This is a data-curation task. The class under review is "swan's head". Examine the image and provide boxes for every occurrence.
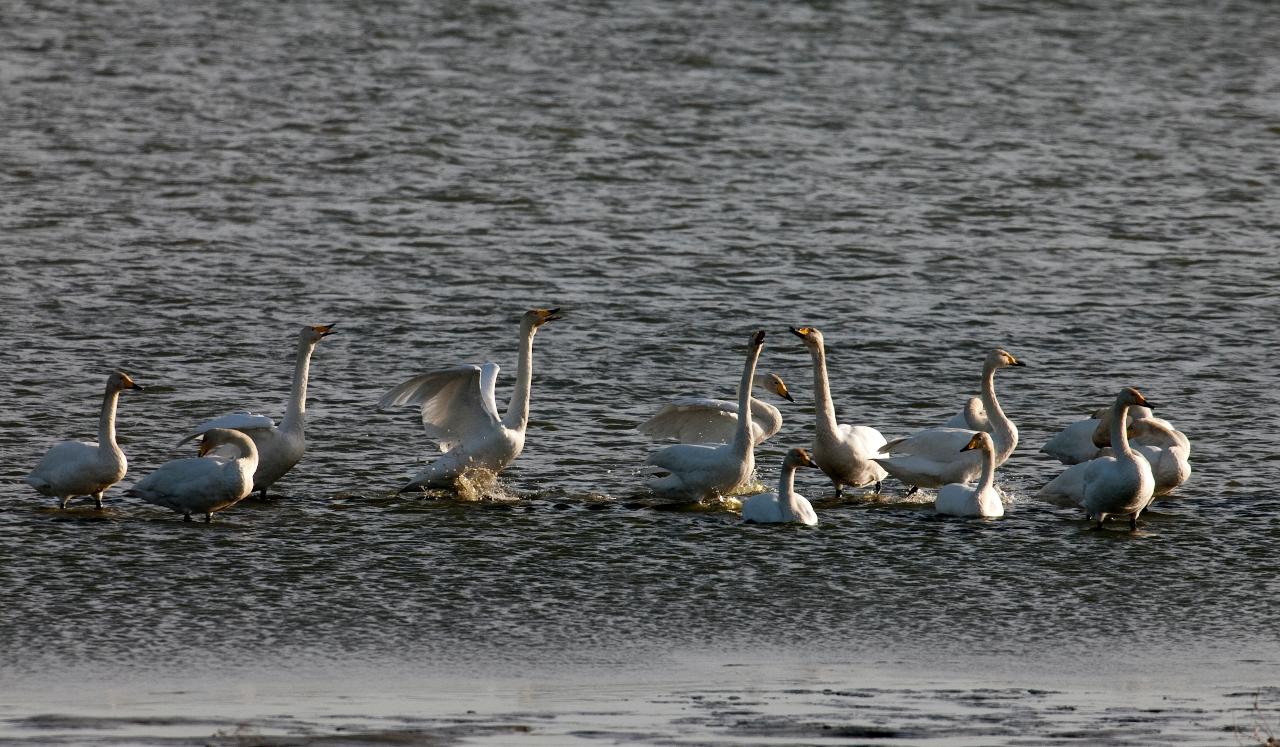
[789,326,823,348]
[302,324,336,345]
[1116,386,1156,409]
[196,428,255,458]
[108,370,144,392]
[749,330,766,348]
[524,307,563,329]
[786,447,818,469]
[755,373,794,402]
[961,431,993,453]
[987,348,1025,369]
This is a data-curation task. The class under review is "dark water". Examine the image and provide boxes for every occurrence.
[2,0,1279,743]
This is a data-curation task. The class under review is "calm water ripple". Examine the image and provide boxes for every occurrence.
[2,0,1278,743]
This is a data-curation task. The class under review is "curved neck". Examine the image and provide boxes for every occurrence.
[1110,402,1134,458]
[281,337,316,431]
[979,363,1015,455]
[732,344,762,454]
[98,384,121,449]
[807,343,839,437]
[502,322,538,431]
[778,462,798,519]
[230,433,260,467]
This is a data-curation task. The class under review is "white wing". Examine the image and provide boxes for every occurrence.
[1040,418,1102,465]
[378,363,501,453]
[639,398,745,444]
[878,427,976,461]
[176,412,277,446]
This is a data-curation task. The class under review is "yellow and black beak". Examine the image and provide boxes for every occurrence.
[789,326,811,339]
[751,330,766,346]
[197,438,215,457]
[534,307,563,325]
[779,382,795,403]
[1009,355,1026,367]
[961,433,985,452]
[312,323,336,338]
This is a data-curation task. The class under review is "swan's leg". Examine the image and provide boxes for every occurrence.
[874,481,882,494]
[1129,514,1139,531]
[906,485,919,497]
[831,478,843,499]
[1094,513,1106,530]
[204,512,213,523]
[59,496,70,509]
[93,492,104,510]
[258,486,268,500]
[183,513,192,522]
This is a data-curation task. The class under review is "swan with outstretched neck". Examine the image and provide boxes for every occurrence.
[873,348,1025,491]
[128,428,259,522]
[26,371,144,509]
[645,331,765,502]
[380,308,562,492]
[934,431,1004,518]
[177,324,334,499]
[741,448,821,525]
[789,326,887,497]
[639,372,793,446]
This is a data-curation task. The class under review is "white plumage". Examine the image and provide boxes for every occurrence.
[741,448,820,525]
[380,308,561,492]
[874,348,1025,491]
[645,331,765,502]
[789,326,887,497]
[26,371,143,509]
[177,324,333,499]
[639,373,793,446]
[128,428,259,522]
[934,431,1004,518]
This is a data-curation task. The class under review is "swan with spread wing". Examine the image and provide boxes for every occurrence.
[638,373,793,446]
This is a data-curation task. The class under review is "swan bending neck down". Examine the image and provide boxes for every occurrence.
[177,324,334,499]
[741,448,820,525]
[934,432,1003,518]
[379,308,562,493]
[26,371,144,509]
[637,372,793,446]
[1081,387,1157,530]
[873,348,1024,491]
[789,326,887,497]
[128,428,259,522]
[644,331,765,502]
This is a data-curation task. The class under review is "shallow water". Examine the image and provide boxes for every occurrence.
[2,0,1279,743]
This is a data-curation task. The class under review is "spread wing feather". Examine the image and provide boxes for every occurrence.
[378,363,502,453]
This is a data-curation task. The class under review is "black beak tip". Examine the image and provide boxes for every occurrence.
[783,392,796,403]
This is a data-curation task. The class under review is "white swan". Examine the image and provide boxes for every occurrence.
[1040,405,1154,465]
[873,348,1025,491]
[1055,387,1157,530]
[638,373,793,446]
[934,432,1004,518]
[741,448,820,525]
[26,371,144,509]
[942,396,990,431]
[1038,409,1189,505]
[645,331,764,502]
[176,324,334,499]
[127,428,259,522]
[789,326,887,497]
[379,308,562,492]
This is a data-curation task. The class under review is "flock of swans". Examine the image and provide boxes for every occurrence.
[23,308,1191,529]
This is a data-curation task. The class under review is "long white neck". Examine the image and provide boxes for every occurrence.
[778,462,799,520]
[731,344,761,455]
[281,336,316,432]
[502,321,538,432]
[229,432,261,471]
[975,440,996,494]
[980,362,1016,460]
[1110,401,1134,459]
[807,343,839,438]
[97,383,121,451]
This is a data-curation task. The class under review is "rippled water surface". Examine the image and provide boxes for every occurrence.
[2,0,1279,743]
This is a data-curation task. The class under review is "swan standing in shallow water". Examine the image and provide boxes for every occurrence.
[26,371,144,509]
[380,308,562,492]
[934,432,1004,518]
[789,326,887,497]
[645,331,764,502]
[741,448,820,525]
[127,428,258,522]
[177,324,334,499]
[638,373,793,446]
[1075,387,1157,530]
[873,349,1025,492]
